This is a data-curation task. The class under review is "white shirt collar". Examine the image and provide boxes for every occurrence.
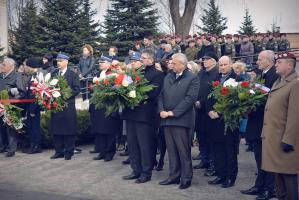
[60,67,67,76]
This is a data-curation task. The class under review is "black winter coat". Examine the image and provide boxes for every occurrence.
[50,68,80,135]
[122,65,164,125]
[245,66,278,141]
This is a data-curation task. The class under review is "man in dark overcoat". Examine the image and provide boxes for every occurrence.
[122,49,164,184]
[206,56,239,188]
[0,58,26,157]
[50,53,80,160]
[158,53,199,189]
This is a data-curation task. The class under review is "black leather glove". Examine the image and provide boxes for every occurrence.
[281,142,294,153]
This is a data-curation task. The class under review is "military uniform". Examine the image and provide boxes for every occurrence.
[266,39,278,52]
[185,47,198,61]
[277,39,290,51]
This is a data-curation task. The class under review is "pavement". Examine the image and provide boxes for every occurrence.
[0,140,276,200]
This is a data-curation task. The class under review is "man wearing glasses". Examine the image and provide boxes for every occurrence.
[122,49,164,184]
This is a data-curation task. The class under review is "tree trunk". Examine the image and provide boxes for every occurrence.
[168,0,197,36]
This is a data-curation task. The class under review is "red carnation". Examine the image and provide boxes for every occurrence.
[52,102,58,108]
[46,104,52,110]
[104,79,110,85]
[241,81,250,88]
[220,87,230,96]
[42,100,47,106]
[212,80,220,87]
[135,76,141,82]
[115,74,125,85]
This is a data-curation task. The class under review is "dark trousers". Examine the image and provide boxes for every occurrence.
[164,126,193,183]
[95,134,116,159]
[198,131,210,165]
[157,128,166,164]
[26,112,41,147]
[214,139,238,181]
[2,127,18,153]
[275,173,298,200]
[126,120,155,178]
[53,135,76,157]
[252,139,275,191]
[0,125,8,151]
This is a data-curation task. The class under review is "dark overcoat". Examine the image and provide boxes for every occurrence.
[50,68,80,135]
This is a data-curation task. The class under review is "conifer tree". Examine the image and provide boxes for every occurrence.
[10,0,41,64]
[238,9,257,35]
[200,0,227,35]
[102,0,159,58]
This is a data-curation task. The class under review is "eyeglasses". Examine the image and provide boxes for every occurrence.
[141,56,150,60]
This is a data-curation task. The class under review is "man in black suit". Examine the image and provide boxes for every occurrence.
[193,52,219,173]
[122,49,164,183]
[241,50,278,200]
[50,53,80,160]
[206,56,239,188]
[0,58,26,157]
[158,53,199,189]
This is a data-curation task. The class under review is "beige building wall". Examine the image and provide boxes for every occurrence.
[0,0,8,55]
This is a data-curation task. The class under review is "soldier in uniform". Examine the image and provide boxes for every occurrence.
[233,34,241,58]
[278,33,290,52]
[266,33,278,52]
[253,33,265,62]
[50,53,80,160]
[185,39,198,61]
[216,36,225,58]
[223,34,236,59]
[170,36,181,53]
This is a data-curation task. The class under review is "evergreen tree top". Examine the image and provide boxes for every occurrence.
[200,0,227,35]
[238,8,257,35]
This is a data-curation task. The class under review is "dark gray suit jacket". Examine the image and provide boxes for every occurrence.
[158,69,199,128]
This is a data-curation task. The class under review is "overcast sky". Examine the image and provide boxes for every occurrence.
[92,0,299,34]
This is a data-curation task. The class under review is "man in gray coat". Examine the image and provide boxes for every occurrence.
[158,53,199,189]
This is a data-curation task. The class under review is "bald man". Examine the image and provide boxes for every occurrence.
[206,56,240,188]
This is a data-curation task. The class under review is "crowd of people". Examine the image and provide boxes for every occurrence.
[0,32,298,200]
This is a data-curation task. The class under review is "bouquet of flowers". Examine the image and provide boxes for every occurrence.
[0,90,23,131]
[30,73,72,113]
[209,78,269,132]
[90,65,156,115]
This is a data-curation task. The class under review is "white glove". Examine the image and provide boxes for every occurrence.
[10,88,19,96]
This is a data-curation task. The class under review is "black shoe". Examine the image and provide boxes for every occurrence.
[256,190,275,200]
[221,179,235,188]
[89,150,99,154]
[192,154,201,160]
[193,162,209,169]
[119,151,129,156]
[204,170,216,177]
[104,157,113,162]
[27,146,42,154]
[241,186,260,195]
[74,148,82,154]
[65,156,72,160]
[122,158,130,165]
[208,177,225,185]
[93,154,105,160]
[155,161,164,171]
[0,149,6,153]
[179,181,191,189]
[5,152,15,157]
[122,173,140,180]
[135,176,151,184]
[50,153,64,159]
[159,178,180,185]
